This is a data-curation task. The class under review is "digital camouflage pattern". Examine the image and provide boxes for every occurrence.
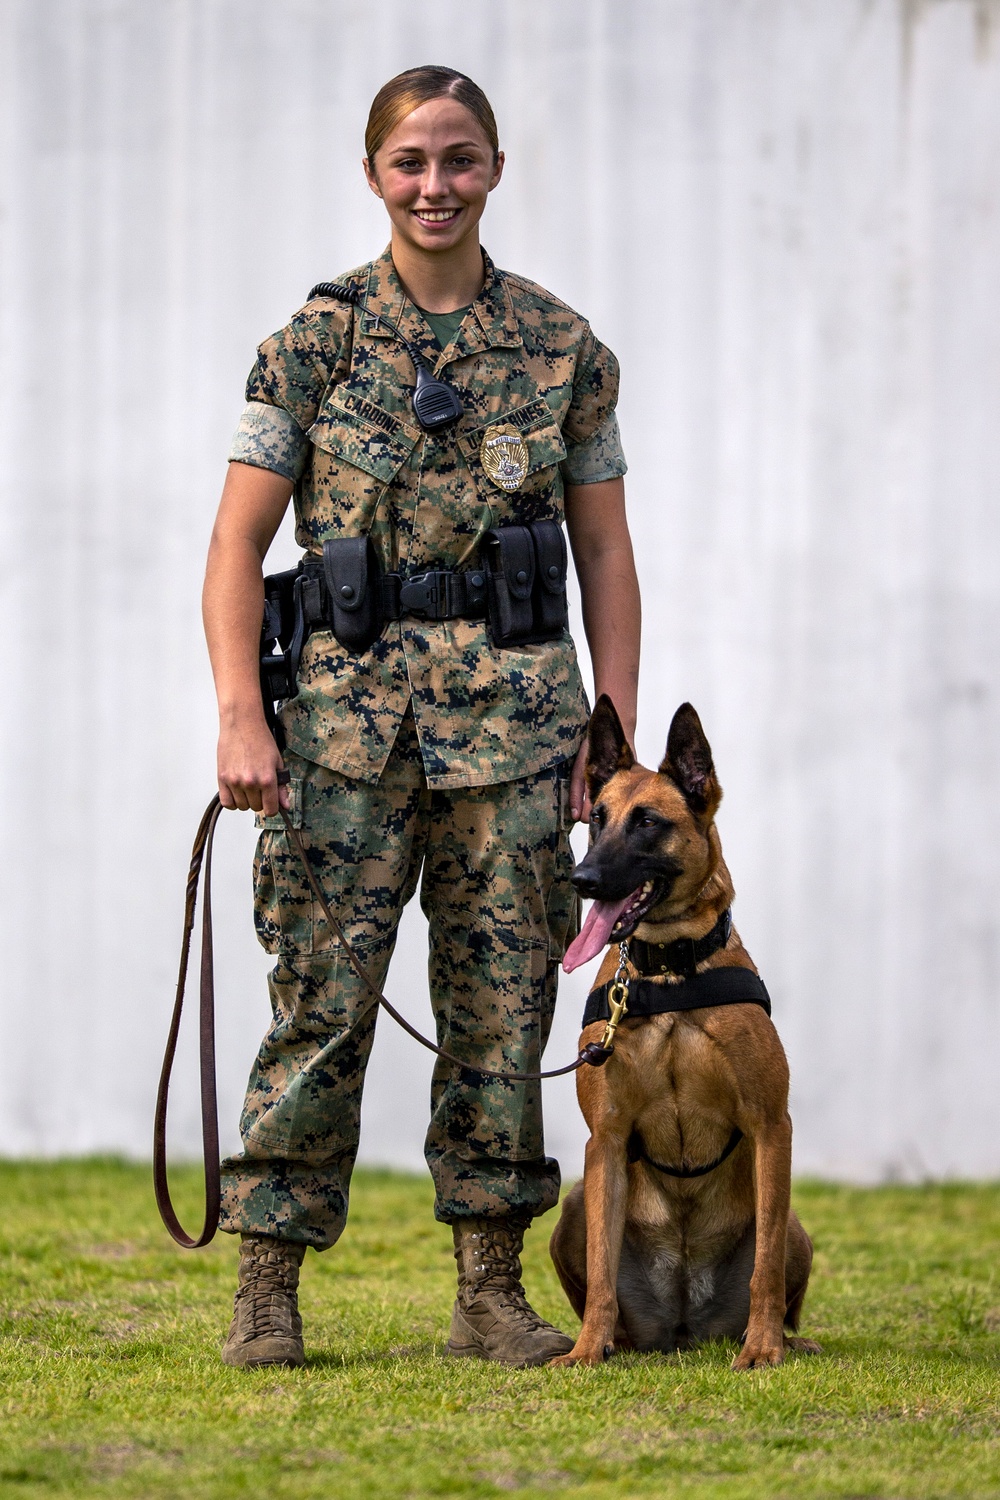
[219,712,579,1247]
[230,399,626,488]
[230,400,311,483]
[243,246,621,789]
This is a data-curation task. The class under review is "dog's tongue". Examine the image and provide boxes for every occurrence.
[563,894,634,973]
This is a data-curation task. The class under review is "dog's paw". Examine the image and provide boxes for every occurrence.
[785,1336,822,1355]
[732,1339,785,1371]
[548,1340,614,1368]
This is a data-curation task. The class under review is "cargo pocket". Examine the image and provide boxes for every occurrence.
[544,761,582,962]
[253,775,333,955]
[253,834,284,955]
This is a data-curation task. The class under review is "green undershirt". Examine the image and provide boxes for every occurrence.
[417,304,472,351]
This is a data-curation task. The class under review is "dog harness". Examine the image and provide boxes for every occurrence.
[581,909,772,1180]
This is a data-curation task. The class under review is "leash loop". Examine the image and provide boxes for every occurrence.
[153,797,223,1248]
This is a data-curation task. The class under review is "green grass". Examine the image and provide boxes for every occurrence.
[2,1162,1000,1499]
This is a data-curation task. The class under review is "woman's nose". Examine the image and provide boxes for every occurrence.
[421,162,448,199]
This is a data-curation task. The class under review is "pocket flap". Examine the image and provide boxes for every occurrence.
[530,520,568,595]
[458,398,567,474]
[307,390,420,482]
[484,525,535,601]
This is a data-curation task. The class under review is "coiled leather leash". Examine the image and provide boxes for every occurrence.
[153,791,615,1248]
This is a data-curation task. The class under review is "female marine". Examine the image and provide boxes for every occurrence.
[203,65,641,1368]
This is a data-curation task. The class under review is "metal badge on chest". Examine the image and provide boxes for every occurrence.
[480,424,530,492]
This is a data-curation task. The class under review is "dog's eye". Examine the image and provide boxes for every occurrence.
[590,806,605,827]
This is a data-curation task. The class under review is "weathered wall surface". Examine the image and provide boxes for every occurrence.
[1,0,998,1180]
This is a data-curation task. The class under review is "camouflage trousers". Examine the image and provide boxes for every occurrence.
[219,708,580,1249]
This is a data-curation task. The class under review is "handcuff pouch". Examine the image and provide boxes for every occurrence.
[322,536,384,651]
[482,521,570,647]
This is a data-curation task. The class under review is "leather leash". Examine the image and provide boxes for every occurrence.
[153,792,612,1249]
[153,796,223,1248]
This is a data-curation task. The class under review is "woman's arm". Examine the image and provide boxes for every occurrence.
[203,461,294,815]
[564,476,641,821]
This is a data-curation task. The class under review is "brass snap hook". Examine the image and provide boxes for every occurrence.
[597,940,631,1054]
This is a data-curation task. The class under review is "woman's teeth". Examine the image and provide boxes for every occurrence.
[416,209,458,221]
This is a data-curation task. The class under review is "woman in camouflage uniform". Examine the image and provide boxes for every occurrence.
[203,66,641,1369]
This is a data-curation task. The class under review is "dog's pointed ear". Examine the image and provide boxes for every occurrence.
[659,703,721,819]
[586,695,635,801]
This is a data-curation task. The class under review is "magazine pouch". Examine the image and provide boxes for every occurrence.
[322,535,384,651]
[528,519,569,640]
[482,525,536,647]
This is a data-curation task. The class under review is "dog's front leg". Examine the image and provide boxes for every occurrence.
[732,1113,792,1371]
[549,1128,628,1367]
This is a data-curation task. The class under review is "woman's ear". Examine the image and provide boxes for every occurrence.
[363,157,383,198]
[488,150,505,192]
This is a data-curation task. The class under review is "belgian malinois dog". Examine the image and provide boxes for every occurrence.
[549,698,820,1369]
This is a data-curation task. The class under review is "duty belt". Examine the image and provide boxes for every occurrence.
[259,523,571,737]
[300,560,487,626]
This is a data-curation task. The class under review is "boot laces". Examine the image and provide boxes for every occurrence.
[236,1246,299,1337]
[467,1226,547,1332]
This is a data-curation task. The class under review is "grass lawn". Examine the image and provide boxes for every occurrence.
[1,1161,999,1498]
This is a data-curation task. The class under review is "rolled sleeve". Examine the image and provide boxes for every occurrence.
[561,331,621,447]
[560,411,627,485]
[229,401,312,482]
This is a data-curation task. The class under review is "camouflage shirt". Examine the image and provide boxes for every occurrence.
[239,246,623,789]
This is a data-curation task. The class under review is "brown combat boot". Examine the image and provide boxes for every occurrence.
[445,1217,574,1367]
[221,1234,306,1368]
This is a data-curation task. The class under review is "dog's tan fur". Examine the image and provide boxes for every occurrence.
[549,699,820,1369]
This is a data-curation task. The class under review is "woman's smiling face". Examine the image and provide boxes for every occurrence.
[364,96,504,257]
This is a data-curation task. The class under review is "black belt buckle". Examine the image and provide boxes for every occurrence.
[399,570,450,620]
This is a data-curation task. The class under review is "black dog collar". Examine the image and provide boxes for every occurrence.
[629,907,733,978]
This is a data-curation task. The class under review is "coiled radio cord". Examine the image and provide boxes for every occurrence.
[307,280,465,432]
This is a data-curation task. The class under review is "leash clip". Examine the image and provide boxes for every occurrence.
[597,940,631,1055]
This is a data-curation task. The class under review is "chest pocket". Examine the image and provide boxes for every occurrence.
[306,388,421,528]
[457,398,568,520]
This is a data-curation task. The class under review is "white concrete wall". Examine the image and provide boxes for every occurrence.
[2,0,999,1181]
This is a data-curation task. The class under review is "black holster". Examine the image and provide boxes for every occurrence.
[259,565,304,738]
[481,520,569,648]
[322,536,384,651]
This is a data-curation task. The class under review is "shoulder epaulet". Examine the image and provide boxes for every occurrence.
[499,270,587,323]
